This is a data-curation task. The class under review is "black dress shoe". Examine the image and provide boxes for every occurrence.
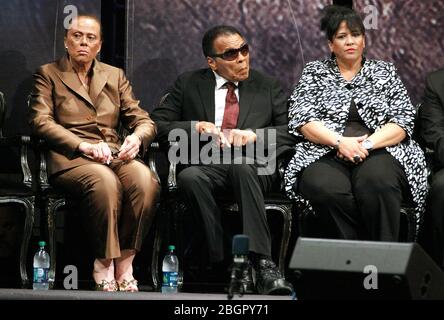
[255,259,293,295]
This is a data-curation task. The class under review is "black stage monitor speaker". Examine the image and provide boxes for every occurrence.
[289,237,444,299]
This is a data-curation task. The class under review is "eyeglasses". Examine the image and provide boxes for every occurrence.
[211,43,249,61]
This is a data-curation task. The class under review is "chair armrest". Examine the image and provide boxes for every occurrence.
[31,137,52,191]
[0,135,33,188]
[167,141,179,192]
[19,136,33,188]
[145,140,178,193]
[39,139,50,190]
[0,92,5,137]
[147,141,160,184]
[425,147,435,184]
[277,148,296,192]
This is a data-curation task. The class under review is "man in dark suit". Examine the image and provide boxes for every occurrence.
[419,68,444,270]
[151,25,296,295]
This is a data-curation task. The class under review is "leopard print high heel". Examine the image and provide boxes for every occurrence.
[94,279,118,292]
[117,279,138,292]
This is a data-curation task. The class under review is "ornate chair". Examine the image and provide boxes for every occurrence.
[0,91,36,287]
[150,141,294,290]
[34,138,67,286]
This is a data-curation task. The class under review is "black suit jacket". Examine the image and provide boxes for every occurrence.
[151,68,297,166]
[419,68,444,170]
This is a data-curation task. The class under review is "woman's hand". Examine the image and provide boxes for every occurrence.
[78,141,113,164]
[336,134,369,163]
[116,134,142,161]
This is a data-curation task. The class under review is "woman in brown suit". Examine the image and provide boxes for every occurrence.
[29,15,159,292]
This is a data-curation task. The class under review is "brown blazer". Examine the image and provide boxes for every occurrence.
[29,56,156,176]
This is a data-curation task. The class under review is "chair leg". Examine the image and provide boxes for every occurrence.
[46,197,65,288]
[0,196,35,288]
[151,214,162,290]
[176,202,186,290]
[20,196,35,288]
[265,203,293,277]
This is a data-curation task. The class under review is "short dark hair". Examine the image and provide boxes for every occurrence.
[64,14,103,40]
[202,25,244,57]
[320,5,365,41]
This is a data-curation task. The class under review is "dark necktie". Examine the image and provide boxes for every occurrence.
[221,82,239,130]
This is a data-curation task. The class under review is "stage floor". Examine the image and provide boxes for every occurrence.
[0,288,293,300]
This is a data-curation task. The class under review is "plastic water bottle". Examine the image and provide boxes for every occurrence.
[33,241,50,290]
[161,245,179,294]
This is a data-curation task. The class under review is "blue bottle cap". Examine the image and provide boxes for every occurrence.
[38,241,46,247]
[168,245,175,250]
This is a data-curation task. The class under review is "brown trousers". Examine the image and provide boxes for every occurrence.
[51,159,159,259]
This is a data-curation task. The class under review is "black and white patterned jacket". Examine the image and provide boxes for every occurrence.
[284,58,428,226]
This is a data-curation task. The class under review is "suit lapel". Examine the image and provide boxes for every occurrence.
[237,76,255,128]
[57,56,94,107]
[197,70,216,122]
[89,61,108,105]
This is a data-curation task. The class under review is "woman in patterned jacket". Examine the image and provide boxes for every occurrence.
[284,5,427,241]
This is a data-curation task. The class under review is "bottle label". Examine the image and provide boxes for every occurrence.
[33,267,49,283]
[162,271,178,287]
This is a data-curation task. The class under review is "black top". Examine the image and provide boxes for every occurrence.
[343,99,373,137]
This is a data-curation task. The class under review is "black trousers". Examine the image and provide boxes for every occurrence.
[298,149,411,241]
[177,160,277,263]
[420,168,444,269]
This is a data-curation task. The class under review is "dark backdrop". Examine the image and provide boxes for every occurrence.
[2,0,443,133]
[126,0,444,111]
[0,0,101,136]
